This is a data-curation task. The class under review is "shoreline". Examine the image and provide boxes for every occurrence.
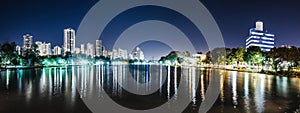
[1,64,300,78]
[213,67,300,78]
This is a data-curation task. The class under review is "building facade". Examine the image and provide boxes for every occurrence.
[52,46,62,56]
[95,40,102,57]
[63,28,76,55]
[111,48,128,60]
[23,34,33,51]
[80,44,85,55]
[86,43,94,57]
[35,41,51,56]
[246,21,275,52]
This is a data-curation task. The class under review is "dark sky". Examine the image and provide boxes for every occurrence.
[1,0,300,59]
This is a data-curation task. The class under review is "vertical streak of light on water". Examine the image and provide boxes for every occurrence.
[174,66,178,100]
[201,72,205,102]
[6,70,9,89]
[244,72,250,113]
[192,67,196,105]
[232,71,238,106]
[160,65,162,95]
[220,71,224,102]
[71,66,76,106]
[255,74,265,113]
[167,66,170,99]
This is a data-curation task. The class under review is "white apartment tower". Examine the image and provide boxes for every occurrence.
[23,34,33,51]
[63,28,76,55]
[95,40,102,57]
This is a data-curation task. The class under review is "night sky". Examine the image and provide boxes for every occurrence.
[1,0,300,59]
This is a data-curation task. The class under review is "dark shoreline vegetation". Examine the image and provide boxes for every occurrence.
[1,41,300,77]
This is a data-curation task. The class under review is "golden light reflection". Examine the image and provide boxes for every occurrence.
[244,72,250,113]
[231,71,238,106]
[219,72,224,102]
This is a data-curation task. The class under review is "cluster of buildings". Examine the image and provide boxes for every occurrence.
[15,28,145,61]
[14,20,275,62]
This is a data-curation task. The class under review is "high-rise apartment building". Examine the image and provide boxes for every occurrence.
[95,40,102,57]
[23,34,33,51]
[63,28,76,55]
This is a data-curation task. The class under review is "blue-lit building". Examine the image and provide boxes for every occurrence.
[246,21,275,52]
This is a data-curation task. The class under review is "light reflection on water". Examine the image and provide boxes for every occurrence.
[0,65,300,113]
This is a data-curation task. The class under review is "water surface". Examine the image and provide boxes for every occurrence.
[0,65,299,113]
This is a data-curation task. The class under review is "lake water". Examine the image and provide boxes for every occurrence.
[0,65,299,113]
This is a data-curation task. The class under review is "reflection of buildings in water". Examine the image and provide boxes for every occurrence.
[112,65,124,97]
[89,66,94,97]
[291,77,300,93]
[17,69,23,95]
[265,75,272,93]
[181,66,198,105]
[191,67,196,105]
[244,72,250,113]
[6,70,10,89]
[254,74,265,113]
[219,72,224,102]
[167,66,171,99]
[40,68,46,98]
[71,66,76,106]
[201,71,205,102]
[112,65,117,96]
[0,67,77,108]
[231,71,238,106]
[159,65,163,95]
[174,67,178,100]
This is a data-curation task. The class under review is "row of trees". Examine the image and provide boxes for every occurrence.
[205,46,300,73]
[0,41,41,66]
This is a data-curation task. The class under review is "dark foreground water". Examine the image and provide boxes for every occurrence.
[0,65,299,113]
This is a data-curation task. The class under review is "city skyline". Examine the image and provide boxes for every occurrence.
[1,0,300,59]
[1,1,300,112]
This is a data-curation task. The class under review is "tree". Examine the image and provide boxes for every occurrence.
[0,42,17,65]
[267,46,300,73]
[226,48,237,65]
[235,46,245,65]
[206,48,227,65]
[245,46,264,66]
[183,51,190,57]
[24,44,40,66]
[197,52,203,54]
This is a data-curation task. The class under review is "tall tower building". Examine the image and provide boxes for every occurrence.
[246,21,275,52]
[23,34,33,51]
[64,28,76,55]
[95,40,102,57]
